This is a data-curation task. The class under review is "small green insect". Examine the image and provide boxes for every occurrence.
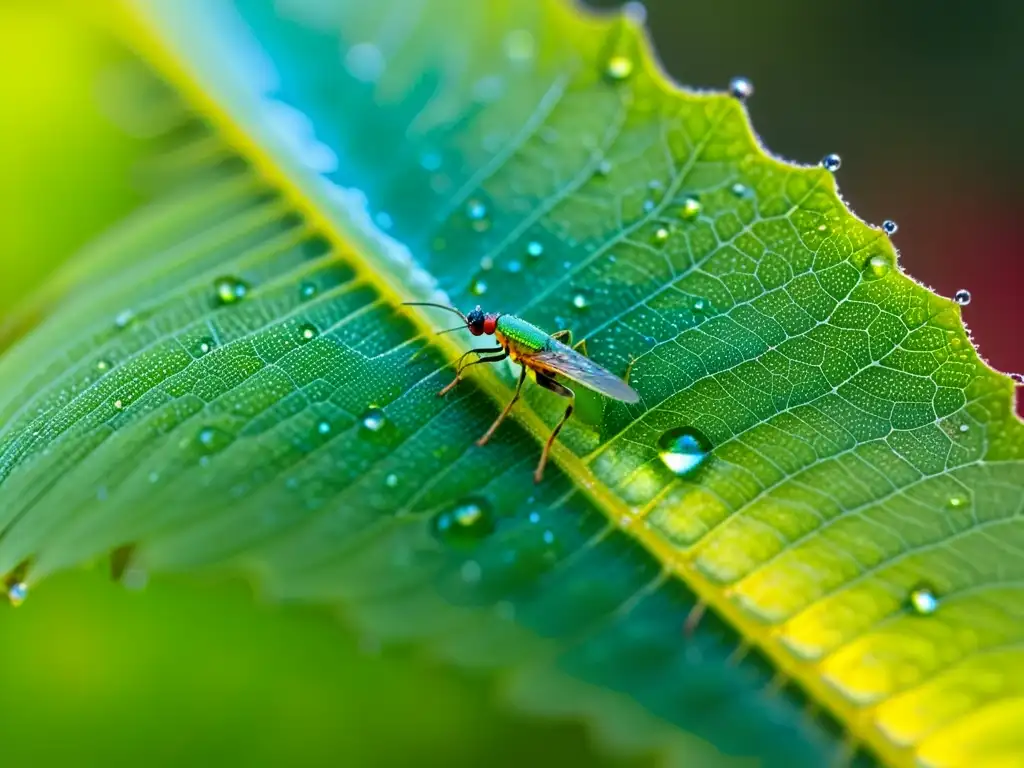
[405,302,639,482]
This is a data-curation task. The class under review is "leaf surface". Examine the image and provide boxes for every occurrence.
[2,1,1023,765]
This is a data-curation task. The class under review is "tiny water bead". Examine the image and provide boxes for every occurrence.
[657,426,711,477]
[526,241,544,259]
[604,55,634,82]
[360,406,387,433]
[729,76,754,100]
[909,586,939,616]
[214,276,249,305]
[953,289,972,306]
[868,256,891,278]
[300,282,317,300]
[196,426,233,453]
[114,309,135,329]
[679,197,702,221]
[466,199,488,220]
[821,154,842,172]
[596,159,613,177]
[7,582,27,607]
[113,399,125,410]
[385,473,399,488]
[882,219,899,235]
[431,499,496,545]
[191,338,214,357]
[469,278,488,296]
[572,293,589,309]
[947,494,967,509]
[96,359,112,373]
[505,260,523,274]
[317,419,332,435]
[1011,373,1024,385]
[730,182,750,198]
[652,226,670,244]
[299,322,319,342]
[479,255,494,271]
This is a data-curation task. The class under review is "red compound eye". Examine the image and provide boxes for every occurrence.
[483,316,497,334]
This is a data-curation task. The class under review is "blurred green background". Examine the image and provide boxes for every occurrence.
[1,0,1021,765]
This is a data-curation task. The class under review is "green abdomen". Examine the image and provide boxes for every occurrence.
[495,315,549,353]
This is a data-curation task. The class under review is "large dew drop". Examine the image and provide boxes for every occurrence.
[953,289,971,306]
[882,219,899,236]
[360,405,387,433]
[657,427,711,477]
[431,499,496,546]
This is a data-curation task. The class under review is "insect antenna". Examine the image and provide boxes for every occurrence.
[433,325,468,336]
[401,301,468,323]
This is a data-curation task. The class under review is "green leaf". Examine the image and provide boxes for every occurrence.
[3,1,1023,765]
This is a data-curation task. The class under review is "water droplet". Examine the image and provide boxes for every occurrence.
[113,399,125,410]
[730,182,750,198]
[214,276,249,305]
[96,359,112,373]
[114,309,135,329]
[679,197,702,221]
[572,293,589,309]
[526,241,544,259]
[316,419,331,435]
[7,582,27,607]
[542,530,555,545]
[360,406,387,433]
[953,289,971,306]
[947,494,967,509]
[196,425,232,453]
[693,299,706,312]
[604,55,634,82]
[467,199,487,220]
[300,282,317,300]
[504,29,535,62]
[431,499,495,545]
[479,255,494,271]
[299,322,319,342]
[469,278,488,296]
[596,159,613,177]
[374,211,394,230]
[148,471,160,483]
[821,154,842,172]
[657,427,711,477]
[505,260,522,274]
[909,586,939,616]
[191,338,214,357]
[868,256,890,278]
[385,473,399,488]
[882,220,899,236]
[729,76,753,100]
[652,226,670,244]
[1011,373,1024,385]
[528,511,541,524]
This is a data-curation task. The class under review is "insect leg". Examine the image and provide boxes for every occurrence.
[532,373,574,483]
[437,350,508,396]
[475,365,527,447]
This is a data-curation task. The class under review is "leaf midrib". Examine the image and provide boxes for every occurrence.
[113,4,910,765]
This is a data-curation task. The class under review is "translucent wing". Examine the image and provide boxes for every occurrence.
[522,340,639,403]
